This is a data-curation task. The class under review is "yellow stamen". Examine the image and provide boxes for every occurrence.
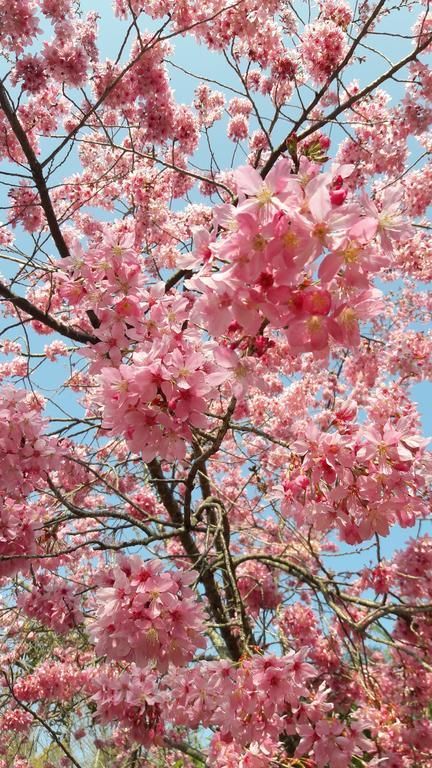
[256,185,273,204]
[252,234,267,251]
[307,316,323,331]
[343,244,360,263]
[283,231,299,248]
[340,307,357,326]
[313,223,328,244]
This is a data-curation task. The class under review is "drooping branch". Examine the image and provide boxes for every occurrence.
[3,673,83,768]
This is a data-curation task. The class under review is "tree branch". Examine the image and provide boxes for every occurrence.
[0,281,98,344]
[148,457,245,661]
[0,82,100,330]
[261,15,432,176]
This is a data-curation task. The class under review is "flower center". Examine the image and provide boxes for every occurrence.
[340,307,357,326]
[256,185,273,204]
[227,218,238,231]
[343,244,359,263]
[283,231,299,248]
[313,223,328,244]
[307,316,323,331]
[253,234,267,251]
[378,212,395,230]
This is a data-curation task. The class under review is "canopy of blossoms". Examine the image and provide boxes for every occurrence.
[0,0,432,766]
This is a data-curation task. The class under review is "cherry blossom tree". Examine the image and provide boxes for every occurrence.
[0,0,432,765]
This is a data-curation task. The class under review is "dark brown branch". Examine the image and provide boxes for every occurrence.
[148,458,244,661]
[198,496,255,649]
[0,82,100,331]
[0,83,69,260]
[183,396,237,529]
[0,281,98,344]
[164,268,193,292]
[235,553,432,634]
[46,476,152,535]
[355,602,432,632]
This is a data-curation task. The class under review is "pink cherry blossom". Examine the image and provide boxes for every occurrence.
[90,557,206,671]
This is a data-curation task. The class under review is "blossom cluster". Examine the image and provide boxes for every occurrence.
[89,651,373,766]
[188,158,409,358]
[89,556,206,671]
[163,654,372,767]
[13,658,91,703]
[0,499,37,578]
[18,572,83,634]
[67,157,415,466]
[0,0,431,766]
[0,386,58,501]
[277,402,430,542]
[98,335,228,462]
[92,664,164,747]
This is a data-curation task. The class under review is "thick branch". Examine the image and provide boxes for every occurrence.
[148,458,244,661]
[235,553,432,634]
[184,396,237,529]
[0,83,69,260]
[165,268,193,292]
[198,496,255,649]
[355,602,432,632]
[0,281,98,344]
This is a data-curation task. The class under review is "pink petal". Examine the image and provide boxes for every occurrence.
[308,185,331,222]
[266,157,293,194]
[234,164,262,196]
[350,216,378,243]
[318,252,343,283]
